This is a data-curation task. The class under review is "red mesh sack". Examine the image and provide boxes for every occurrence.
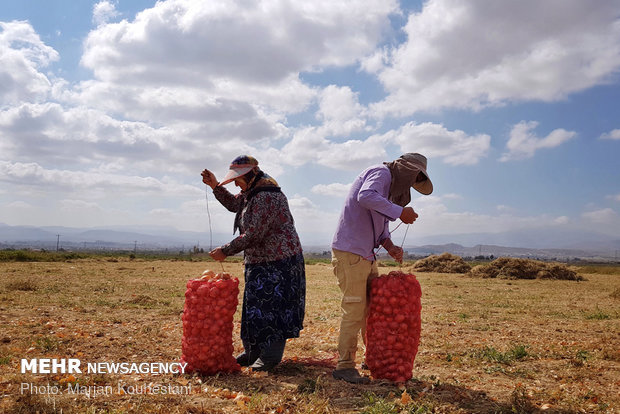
[365,270,422,382]
[180,270,241,375]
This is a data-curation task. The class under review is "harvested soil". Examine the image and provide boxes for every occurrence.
[2,258,617,413]
[410,252,471,273]
[468,257,584,280]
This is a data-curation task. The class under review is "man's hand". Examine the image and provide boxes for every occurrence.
[387,245,404,264]
[381,238,404,264]
[201,169,219,189]
[209,247,227,261]
[399,207,418,224]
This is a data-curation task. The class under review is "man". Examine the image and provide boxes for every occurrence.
[331,153,433,384]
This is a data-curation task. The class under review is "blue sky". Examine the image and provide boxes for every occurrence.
[1,0,619,249]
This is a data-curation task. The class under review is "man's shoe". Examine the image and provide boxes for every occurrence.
[249,358,278,372]
[332,368,370,384]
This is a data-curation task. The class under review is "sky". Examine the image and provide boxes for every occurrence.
[1,0,619,249]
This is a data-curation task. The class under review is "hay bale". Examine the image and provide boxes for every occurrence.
[410,252,471,273]
[467,257,583,281]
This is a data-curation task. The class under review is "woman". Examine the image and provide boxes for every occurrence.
[201,155,305,372]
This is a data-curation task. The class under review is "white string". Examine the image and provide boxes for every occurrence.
[400,224,410,248]
[364,221,410,261]
[205,185,226,272]
[390,221,403,235]
[205,185,213,251]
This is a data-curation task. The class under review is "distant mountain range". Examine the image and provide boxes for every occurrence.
[406,243,617,261]
[1,223,618,261]
[0,223,229,251]
[407,228,620,261]
[409,228,620,251]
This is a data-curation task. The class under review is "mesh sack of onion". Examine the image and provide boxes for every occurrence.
[365,270,422,382]
[180,270,241,375]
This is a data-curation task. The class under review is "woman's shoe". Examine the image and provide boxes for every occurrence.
[236,351,259,367]
[249,358,278,372]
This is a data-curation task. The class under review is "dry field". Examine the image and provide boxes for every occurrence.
[0,256,618,413]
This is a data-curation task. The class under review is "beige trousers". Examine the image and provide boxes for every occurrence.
[331,249,379,370]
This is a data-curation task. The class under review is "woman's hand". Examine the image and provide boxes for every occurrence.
[209,247,227,262]
[201,169,219,189]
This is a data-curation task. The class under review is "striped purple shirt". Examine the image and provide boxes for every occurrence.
[332,164,403,259]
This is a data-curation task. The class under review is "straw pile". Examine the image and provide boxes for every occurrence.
[468,257,583,281]
[410,252,471,273]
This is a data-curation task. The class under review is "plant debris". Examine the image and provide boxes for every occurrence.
[467,257,584,280]
[409,252,471,273]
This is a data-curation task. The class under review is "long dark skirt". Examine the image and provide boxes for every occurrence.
[241,253,305,352]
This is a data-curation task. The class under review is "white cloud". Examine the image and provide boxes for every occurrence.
[2,199,132,230]
[582,208,618,224]
[0,102,171,168]
[311,182,351,197]
[289,195,318,211]
[360,47,388,74]
[500,121,576,161]
[380,122,490,166]
[280,126,388,171]
[404,195,615,240]
[2,1,618,247]
[0,161,202,198]
[367,0,620,117]
[82,0,397,85]
[0,21,59,105]
[496,204,514,213]
[93,1,120,26]
[147,198,234,234]
[74,0,397,122]
[316,85,367,137]
[607,194,620,202]
[0,102,275,176]
[56,0,400,168]
[288,194,339,244]
[600,129,620,140]
[66,75,314,125]
[1,201,37,227]
[6,201,34,210]
[280,120,490,170]
[407,195,531,236]
[59,199,103,213]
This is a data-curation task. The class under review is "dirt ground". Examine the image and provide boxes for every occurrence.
[0,258,618,413]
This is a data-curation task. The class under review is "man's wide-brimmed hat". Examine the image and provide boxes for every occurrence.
[402,153,433,195]
[220,155,259,185]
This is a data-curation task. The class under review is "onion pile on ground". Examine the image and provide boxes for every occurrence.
[365,270,422,382]
[180,270,240,375]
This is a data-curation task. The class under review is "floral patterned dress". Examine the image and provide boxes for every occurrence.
[213,177,305,352]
